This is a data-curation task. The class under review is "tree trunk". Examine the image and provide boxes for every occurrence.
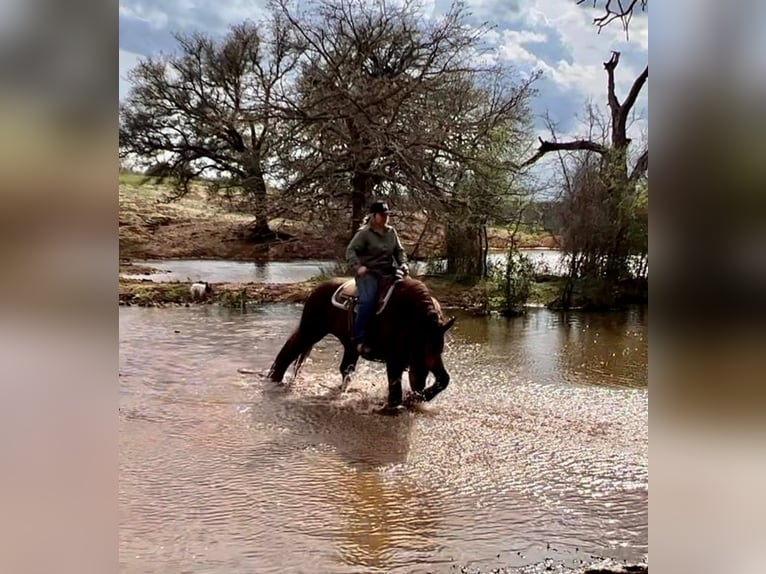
[350,164,375,239]
[445,219,483,277]
[243,167,273,240]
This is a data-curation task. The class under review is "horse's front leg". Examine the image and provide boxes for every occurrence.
[339,344,359,393]
[421,359,451,402]
[385,361,405,408]
[408,365,428,401]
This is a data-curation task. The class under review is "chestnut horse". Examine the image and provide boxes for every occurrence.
[268,277,455,408]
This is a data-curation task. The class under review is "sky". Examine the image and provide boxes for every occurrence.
[119,0,648,181]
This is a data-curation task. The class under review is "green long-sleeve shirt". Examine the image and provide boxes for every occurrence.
[346,224,407,274]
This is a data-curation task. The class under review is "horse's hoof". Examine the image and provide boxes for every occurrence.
[411,391,426,402]
[377,404,403,416]
[420,384,445,402]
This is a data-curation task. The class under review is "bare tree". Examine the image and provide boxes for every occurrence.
[274,0,538,251]
[119,18,300,240]
[522,52,648,307]
[523,52,647,185]
[577,0,648,37]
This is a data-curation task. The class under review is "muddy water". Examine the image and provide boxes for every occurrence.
[119,304,647,573]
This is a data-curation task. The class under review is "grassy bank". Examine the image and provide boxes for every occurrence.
[118,274,565,311]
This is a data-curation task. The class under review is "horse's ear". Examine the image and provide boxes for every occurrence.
[442,317,455,333]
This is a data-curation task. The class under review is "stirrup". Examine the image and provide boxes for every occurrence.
[356,342,371,355]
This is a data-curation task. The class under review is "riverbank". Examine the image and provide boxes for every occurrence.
[451,562,647,574]
[119,174,557,262]
[119,176,563,311]
[118,274,563,311]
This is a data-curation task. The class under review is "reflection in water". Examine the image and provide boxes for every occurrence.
[273,406,440,571]
[333,469,440,571]
[450,307,647,389]
[120,304,647,573]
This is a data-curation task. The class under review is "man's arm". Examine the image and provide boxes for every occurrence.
[346,229,366,271]
[392,228,407,266]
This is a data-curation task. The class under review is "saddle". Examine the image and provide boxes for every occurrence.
[331,274,401,362]
[331,274,400,315]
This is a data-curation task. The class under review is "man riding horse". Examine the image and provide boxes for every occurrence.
[345,200,409,358]
[268,199,455,409]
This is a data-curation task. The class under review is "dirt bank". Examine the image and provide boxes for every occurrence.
[119,176,558,263]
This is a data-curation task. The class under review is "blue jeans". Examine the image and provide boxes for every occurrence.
[353,272,380,344]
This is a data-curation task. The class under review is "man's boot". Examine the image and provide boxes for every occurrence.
[356,341,372,357]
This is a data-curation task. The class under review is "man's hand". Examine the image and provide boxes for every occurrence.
[357,265,368,276]
[399,264,409,276]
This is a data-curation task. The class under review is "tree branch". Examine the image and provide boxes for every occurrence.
[622,65,648,117]
[521,137,608,167]
[604,51,621,123]
[629,149,648,183]
[577,0,647,37]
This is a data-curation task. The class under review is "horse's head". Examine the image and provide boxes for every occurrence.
[409,300,455,400]
[421,314,455,369]
[390,280,456,401]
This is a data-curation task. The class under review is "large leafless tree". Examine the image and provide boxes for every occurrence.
[522,51,648,307]
[275,0,538,250]
[524,52,647,183]
[119,18,299,239]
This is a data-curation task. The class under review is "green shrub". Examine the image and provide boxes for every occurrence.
[487,249,534,315]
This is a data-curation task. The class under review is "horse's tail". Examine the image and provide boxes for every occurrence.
[268,280,337,382]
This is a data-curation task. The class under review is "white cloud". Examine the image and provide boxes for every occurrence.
[529,0,647,50]
[485,0,647,135]
[546,59,602,93]
[118,0,649,165]
[498,44,537,66]
[512,2,644,71]
[119,49,143,101]
[119,3,169,29]
[212,0,267,28]
[118,5,142,20]
[494,29,547,65]
[121,0,268,36]
[505,30,547,44]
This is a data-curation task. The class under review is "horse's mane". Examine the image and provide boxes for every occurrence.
[398,278,441,324]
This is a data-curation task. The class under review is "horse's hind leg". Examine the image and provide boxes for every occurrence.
[339,344,359,392]
[269,330,302,382]
[269,324,328,383]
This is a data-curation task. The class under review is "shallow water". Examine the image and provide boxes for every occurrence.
[120,249,565,283]
[120,258,333,283]
[119,304,647,573]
